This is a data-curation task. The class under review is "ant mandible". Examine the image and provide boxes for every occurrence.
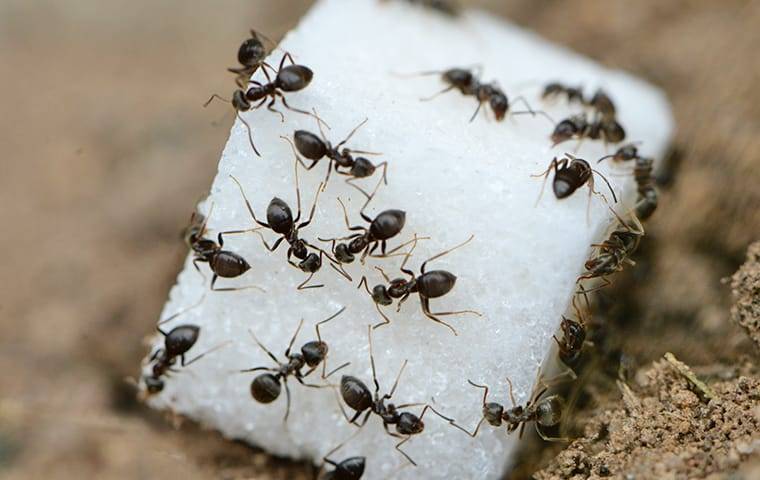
[240,308,349,422]
[188,204,264,293]
[358,234,481,336]
[286,111,388,191]
[337,325,455,466]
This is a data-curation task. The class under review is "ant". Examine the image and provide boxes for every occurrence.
[230,158,337,290]
[578,208,645,291]
[532,153,618,219]
[387,0,461,16]
[447,373,567,442]
[550,113,626,146]
[553,288,591,377]
[542,82,617,119]
[188,204,264,293]
[358,234,481,336]
[285,112,388,191]
[240,308,350,422]
[337,326,455,466]
[228,29,274,87]
[597,143,658,220]
[182,208,207,249]
[320,456,366,480]
[205,52,318,156]
[418,67,553,124]
[142,295,227,395]
[542,82,585,106]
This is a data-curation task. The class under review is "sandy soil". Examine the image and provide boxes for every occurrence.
[0,1,758,479]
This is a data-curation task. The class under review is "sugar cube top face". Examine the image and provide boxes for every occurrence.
[141,0,674,478]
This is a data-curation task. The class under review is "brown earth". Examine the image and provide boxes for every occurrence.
[1,1,758,479]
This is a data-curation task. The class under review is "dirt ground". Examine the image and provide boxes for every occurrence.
[1,1,758,479]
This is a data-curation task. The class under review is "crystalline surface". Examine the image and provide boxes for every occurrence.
[141,0,674,478]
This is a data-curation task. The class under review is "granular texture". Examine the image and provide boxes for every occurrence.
[731,241,760,351]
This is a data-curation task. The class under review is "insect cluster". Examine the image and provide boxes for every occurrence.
[139,9,663,477]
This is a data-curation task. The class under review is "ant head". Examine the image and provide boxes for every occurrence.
[294,130,328,160]
[535,395,564,427]
[369,209,406,241]
[267,197,294,235]
[551,119,578,145]
[301,341,328,367]
[250,373,281,403]
[333,456,366,479]
[483,402,504,426]
[143,376,165,394]
[299,252,321,273]
[371,284,393,306]
[237,35,266,66]
[164,325,200,357]
[397,411,424,435]
[335,243,355,263]
[350,157,376,178]
[232,89,251,111]
[489,92,508,121]
[617,143,640,161]
[340,375,373,412]
[277,64,313,92]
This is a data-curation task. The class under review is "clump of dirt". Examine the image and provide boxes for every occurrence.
[731,241,760,351]
[534,357,760,480]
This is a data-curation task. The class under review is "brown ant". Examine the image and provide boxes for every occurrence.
[142,295,227,395]
[188,204,264,293]
[337,326,455,466]
[205,53,317,156]
[597,144,658,220]
[230,158,337,290]
[447,374,566,442]
[418,67,553,124]
[228,29,274,87]
[550,113,625,146]
[553,289,591,377]
[240,308,349,422]
[358,234,481,336]
[578,208,645,290]
[532,153,618,219]
[285,113,388,191]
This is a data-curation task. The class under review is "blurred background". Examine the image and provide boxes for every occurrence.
[0,0,758,478]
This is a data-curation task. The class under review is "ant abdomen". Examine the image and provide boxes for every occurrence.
[251,373,282,403]
[535,396,564,427]
[266,197,294,234]
[321,457,366,480]
[340,376,373,412]
[369,210,406,240]
[165,325,200,357]
[294,130,328,159]
[277,64,314,91]
[417,270,457,298]
[209,251,251,278]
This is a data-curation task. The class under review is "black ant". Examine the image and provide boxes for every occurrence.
[228,29,274,87]
[230,159,337,290]
[542,82,617,119]
[205,53,317,156]
[532,153,618,219]
[285,112,388,191]
[597,143,658,220]
[553,289,591,376]
[578,208,645,291]
[418,67,553,124]
[142,295,227,395]
[550,113,626,146]
[447,373,566,442]
[240,308,349,422]
[358,234,481,336]
[188,204,264,293]
[337,326,455,466]
[320,456,366,480]
[182,208,207,249]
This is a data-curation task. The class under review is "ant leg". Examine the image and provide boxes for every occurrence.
[282,380,292,423]
[531,157,562,206]
[279,51,296,68]
[469,101,484,123]
[395,292,412,313]
[423,300,483,321]
[420,234,475,274]
[367,325,381,394]
[280,95,314,117]
[371,302,392,330]
[388,359,408,399]
[420,297,460,336]
[236,112,261,157]
[536,424,569,443]
[394,436,417,467]
[238,366,272,373]
[357,275,373,294]
[590,168,619,203]
[322,361,351,380]
[211,276,266,293]
[284,319,304,357]
[157,293,207,325]
[575,276,611,294]
[280,134,319,171]
[297,180,323,229]
[335,198,367,233]
[267,96,286,122]
[328,261,353,282]
[505,377,517,407]
[182,340,232,367]
[336,118,369,149]
[246,328,281,365]
[192,259,208,283]
[297,272,324,290]
[371,235,430,259]
[203,93,230,108]
[420,84,455,102]
[229,175,271,228]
